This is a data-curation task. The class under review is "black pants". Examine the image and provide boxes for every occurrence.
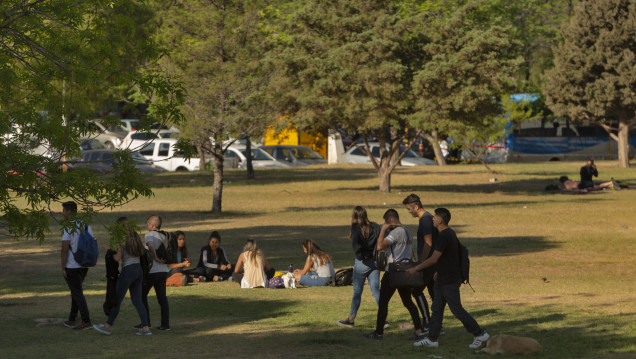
[142,272,169,327]
[411,270,435,327]
[429,281,483,341]
[65,267,90,323]
[375,272,422,335]
[188,266,233,281]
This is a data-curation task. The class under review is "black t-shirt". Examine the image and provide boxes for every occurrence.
[434,228,462,285]
[418,212,439,261]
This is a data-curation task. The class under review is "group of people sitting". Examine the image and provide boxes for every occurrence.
[165,231,335,289]
[559,158,622,192]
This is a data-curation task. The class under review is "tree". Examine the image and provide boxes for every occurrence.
[155,0,275,212]
[269,0,516,191]
[543,0,636,168]
[0,1,184,242]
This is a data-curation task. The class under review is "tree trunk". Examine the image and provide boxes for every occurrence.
[211,144,224,213]
[617,117,630,168]
[378,162,391,193]
[197,145,206,171]
[245,138,255,179]
[423,131,447,166]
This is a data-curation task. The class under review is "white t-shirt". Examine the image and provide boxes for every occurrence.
[62,221,94,269]
[145,231,169,273]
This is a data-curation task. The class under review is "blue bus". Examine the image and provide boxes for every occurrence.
[473,94,636,163]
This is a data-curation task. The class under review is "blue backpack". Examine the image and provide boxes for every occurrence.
[73,224,99,267]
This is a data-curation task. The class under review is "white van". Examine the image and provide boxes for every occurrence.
[138,138,200,171]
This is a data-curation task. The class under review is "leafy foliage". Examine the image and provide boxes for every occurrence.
[0,1,184,242]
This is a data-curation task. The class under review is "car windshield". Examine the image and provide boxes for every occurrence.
[130,151,152,164]
[240,147,274,161]
[293,147,322,159]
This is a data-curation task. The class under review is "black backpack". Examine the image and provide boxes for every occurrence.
[155,230,176,263]
[332,268,353,286]
[457,239,474,292]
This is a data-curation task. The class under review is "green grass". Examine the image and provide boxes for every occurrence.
[1,161,635,358]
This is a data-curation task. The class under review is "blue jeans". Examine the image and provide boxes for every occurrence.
[299,272,331,286]
[428,281,483,341]
[107,264,148,326]
[349,258,380,318]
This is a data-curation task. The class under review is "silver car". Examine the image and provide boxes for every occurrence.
[88,120,128,149]
[345,142,437,166]
[259,145,327,166]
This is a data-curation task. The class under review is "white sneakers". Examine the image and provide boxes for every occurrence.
[469,332,490,349]
[414,337,439,348]
[414,331,489,349]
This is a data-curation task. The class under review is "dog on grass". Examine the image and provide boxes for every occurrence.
[480,334,543,355]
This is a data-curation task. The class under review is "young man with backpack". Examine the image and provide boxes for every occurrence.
[60,201,93,330]
[140,215,170,331]
[407,208,489,349]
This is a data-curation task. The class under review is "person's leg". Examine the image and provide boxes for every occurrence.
[141,274,154,326]
[364,258,381,305]
[106,266,135,326]
[397,287,423,332]
[374,273,395,335]
[152,272,169,328]
[65,268,91,324]
[442,282,483,336]
[298,272,330,286]
[428,281,447,341]
[411,287,430,327]
[128,265,150,327]
[348,259,366,320]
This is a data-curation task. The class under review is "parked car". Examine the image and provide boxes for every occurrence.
[69,149,165,174]
[345,142,437,166]
[119,119,140,132]
[138,138,200,172]
[121,129,181,150]
[224,145,290,169]
[259,145,327,166]
[88,120,128,149]
[79,138,106,152]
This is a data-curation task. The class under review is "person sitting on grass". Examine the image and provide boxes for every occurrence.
[293,239,335,287]
[233,239,273,288]
[189,231,233,282]
[559,176,619,191]
[165,231,203,285]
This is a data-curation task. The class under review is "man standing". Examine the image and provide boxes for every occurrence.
[403,194,437,334]
[579,158,598,189]
[140,215,170,331]
[409,208,489,349]
[363,209,424,340]
[60,201,93,330]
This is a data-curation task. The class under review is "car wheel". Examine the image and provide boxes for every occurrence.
[176,167,189,172]
[105,141,115,149]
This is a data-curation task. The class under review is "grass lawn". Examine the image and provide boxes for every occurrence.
[1,161,635,358]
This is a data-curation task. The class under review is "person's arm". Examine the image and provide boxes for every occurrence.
[61,241,70,278]
[169,256,190,269]
[263,257,271,271]
[421,233,432,261]
[350,226,364,257]
[113,244,123,262]
[294,255,313,275]
[407,250,442,274]
[147,241,165,264]
[220,247,232,271]
[202,250,219,269]
[234,253,244,273]
[376,223,392,250]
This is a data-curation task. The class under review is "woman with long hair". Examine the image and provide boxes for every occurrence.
[233,239,271,288]
[293,239,335,286]
[94,218,151,335]
[336,206,381,328]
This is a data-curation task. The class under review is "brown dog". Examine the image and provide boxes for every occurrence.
[480,334,543,355]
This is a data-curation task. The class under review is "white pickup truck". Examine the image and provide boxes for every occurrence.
[138,138,200,172]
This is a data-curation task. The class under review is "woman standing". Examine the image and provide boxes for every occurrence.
[233,239,271,288]
[94,218,151,335]
[293,239,335,287]
[336,206,381,327]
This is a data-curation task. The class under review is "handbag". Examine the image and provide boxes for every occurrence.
[388,261,432,289]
